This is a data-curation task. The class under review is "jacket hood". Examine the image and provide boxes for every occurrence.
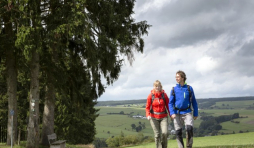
[176,82,187,87]
[151,89,165,98]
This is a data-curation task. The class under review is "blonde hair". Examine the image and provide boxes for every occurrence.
[153,80,162,90]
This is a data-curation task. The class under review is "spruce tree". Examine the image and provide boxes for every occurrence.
[1,1,18,145]
[13,0,43,147]
[40,0,150,145]
[0,0,150,146]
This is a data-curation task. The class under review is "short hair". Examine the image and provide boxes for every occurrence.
[176,70,187,82]
[153,80,163,89]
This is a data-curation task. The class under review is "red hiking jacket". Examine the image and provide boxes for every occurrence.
[146,90,169,119]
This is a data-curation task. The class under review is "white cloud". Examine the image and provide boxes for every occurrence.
[135,0,171,14]
[99,0,254,101]
[196,57,218,75]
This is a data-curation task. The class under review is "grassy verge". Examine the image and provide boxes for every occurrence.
[1,132,254,148]
[0,141,87,148]
[124,132,254,148]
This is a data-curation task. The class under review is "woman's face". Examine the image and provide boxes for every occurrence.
[154,85,161,92]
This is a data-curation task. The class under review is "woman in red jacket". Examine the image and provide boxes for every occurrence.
[146,80,170,148]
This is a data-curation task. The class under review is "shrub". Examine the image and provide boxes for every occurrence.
[93,138,108,148]
[105,132,152,147]
[106,136,121,147]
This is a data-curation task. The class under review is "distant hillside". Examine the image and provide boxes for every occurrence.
[96,99,147,106]
[96,96,254,107]
[198,96,254,109]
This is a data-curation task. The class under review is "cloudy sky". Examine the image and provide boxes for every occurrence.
[99,0,254,101]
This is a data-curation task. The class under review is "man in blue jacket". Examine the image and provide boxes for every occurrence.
[169,70,198,148]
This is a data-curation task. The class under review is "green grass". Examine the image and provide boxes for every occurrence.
[0,141,48,148]
[96,106,146,116]
[0,132,254,148]
[95,106,254,139]
[1,133,254,148]
[0,142,84,148]
[125,132,254,148]
[2,100,254,147]
[219,119,254,134]
[95,107,154,139]
[214,100,254,109]
[95,106,202,139]
[199,109,254,134]
[199,109,254,116]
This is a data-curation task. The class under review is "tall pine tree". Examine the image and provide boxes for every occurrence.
[1,0,18,145]
[40,0,150,145]
[1,0,150,147]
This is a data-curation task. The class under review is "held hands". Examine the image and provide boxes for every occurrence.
[147,116,151,120]
[171,114,176,119]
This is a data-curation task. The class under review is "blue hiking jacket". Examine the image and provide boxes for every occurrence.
[169,83,198,117]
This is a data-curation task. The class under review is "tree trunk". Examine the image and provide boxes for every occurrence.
[6,48,18,146]
[4,11,18,146]
[26,49,40,148]
[40,73,55,146]
[18,128,20,145]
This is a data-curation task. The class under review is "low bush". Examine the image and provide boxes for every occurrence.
[106,132,153,147]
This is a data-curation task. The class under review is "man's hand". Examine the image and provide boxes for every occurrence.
[193,116,198,120]
[147,116,151,120]
[171,114,176,119]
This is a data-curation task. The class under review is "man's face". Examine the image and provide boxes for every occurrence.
[176,74,184,84]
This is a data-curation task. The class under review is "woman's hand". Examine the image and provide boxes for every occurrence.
[171,114,176,119]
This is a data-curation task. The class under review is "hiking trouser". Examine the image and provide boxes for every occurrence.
[173,113,194,148]
[150,117,168,148]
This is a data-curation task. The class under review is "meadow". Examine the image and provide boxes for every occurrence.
[213,100,254,109]
[1,132,253,148]
[95,106,154,139]
[124,132,254,148]
[202,109,254,134]
[95,99,254,139]
[1,98,253,148]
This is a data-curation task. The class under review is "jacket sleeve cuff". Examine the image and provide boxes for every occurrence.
[193,111,198,117]
[170,110,177,116]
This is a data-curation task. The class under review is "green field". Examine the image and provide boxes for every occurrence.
[95,100,254,139]
[0,142,84,148]
[95,106,154,139]
[200,109,254,116]
[1,132,253,148]
[96,106,146,116]
[214,100,254,109]
[1,99,254,148]
[125,132,254,148]
[199,109,254,134]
